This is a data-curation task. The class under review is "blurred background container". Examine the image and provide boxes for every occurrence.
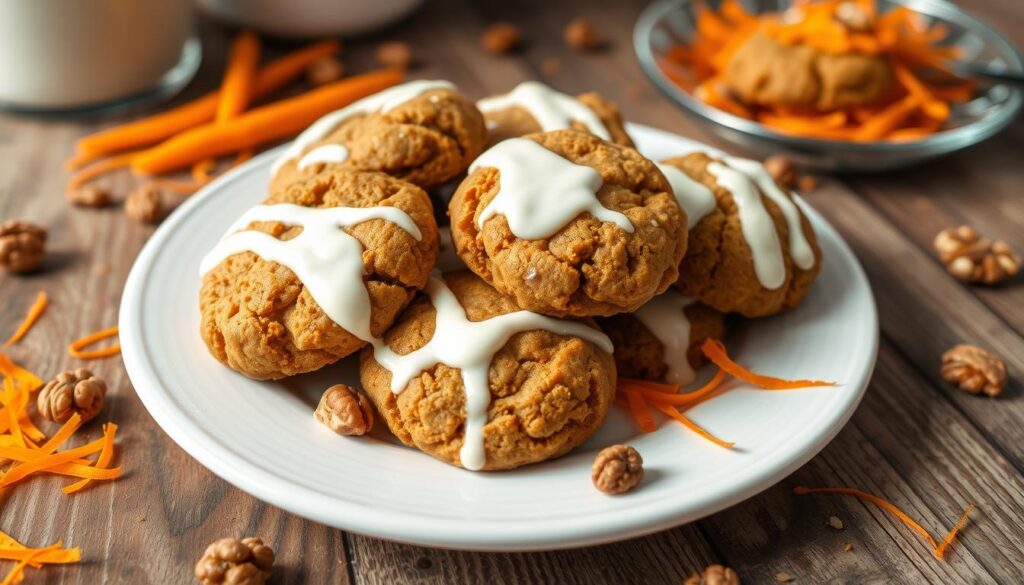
[196,0,424,38]
[0,0,199,113]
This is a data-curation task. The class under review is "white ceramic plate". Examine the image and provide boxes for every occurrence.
[120,123,878,551]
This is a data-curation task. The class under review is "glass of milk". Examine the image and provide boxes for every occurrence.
[0,0,199,113]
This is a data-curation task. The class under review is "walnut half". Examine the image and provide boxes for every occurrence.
[592,444,643,494]
[314,384,374,436]
[941,344,1007,397]
[933,225,1020,285]
[0,220,46,273]
[195,537,274,585]
[684,564,741,585]
[37,368,107,423]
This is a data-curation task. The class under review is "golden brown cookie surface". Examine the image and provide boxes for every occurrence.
[480,89,633,147]
[200,170,439,380]
[449,129,687,318]
[271,87,486,193]
[725,31,891,110]
[598,301,725,383]
[664,153,821,317]
[359,271,616,471]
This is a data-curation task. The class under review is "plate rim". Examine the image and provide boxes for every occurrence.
[120,125,879,551]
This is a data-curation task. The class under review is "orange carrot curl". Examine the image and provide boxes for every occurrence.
[69,39,340,167]
[68,326,120,359]
[701,339,835,389]
[3,291,47,347]
[794,486,974,559]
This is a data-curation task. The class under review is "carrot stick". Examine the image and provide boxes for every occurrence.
[653,403,735,448]
[623,388,657,433]
[794,486,974,558]
[70,39,340,166]
[68,326,120,360]
[132,68,402,174]
[3,291,47,347]
[701,339,835,389]
[66,150,141,190]
[216,31,261,122]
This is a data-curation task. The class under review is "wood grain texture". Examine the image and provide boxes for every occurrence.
[1,0,1023,583]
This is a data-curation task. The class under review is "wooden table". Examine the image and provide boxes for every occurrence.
[2,0,1024,582]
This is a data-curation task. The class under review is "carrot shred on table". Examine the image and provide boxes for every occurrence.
[652,403,735,448]
[68,326,120,360]
[623,388,657,433]
[132,68,403,175]
[63,423,118,494]
[66,150,142,190]
[69,39,340,166]
[3,292,47,347]
[793,486,974,558]
[701,339,834,389]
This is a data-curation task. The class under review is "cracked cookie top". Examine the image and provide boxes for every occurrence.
[270,81,487,193]
[449,129,687,318]
[200,169,439,380]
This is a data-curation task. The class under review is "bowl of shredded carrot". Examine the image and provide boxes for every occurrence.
[635,0,1023,170]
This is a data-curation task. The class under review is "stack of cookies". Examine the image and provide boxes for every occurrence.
[198,79,821,471]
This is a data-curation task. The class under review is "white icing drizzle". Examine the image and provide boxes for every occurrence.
[632,290,696,386]
[271,79,456,174]
[371,274,613,471]
[707,161,786,289]
[721,156,815,271]
[471,138,633,240]
[477,81,612,140]
[297,144,349,170]
[655,162,716,230]
[200,203,422,342]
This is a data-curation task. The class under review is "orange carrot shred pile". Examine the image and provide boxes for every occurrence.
[3,291,47,347]
[662,0,975,142]
[794,486,974,559]
[615,339,834,448]
[68,326,120,359]
[0,531,80,585]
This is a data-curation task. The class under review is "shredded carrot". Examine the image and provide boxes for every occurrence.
[66,150,141,190]
[623,388,657,433]
[68,326,120,359]
[633,369,728,407]
[132,68,403,174]
[662,0,973,142]
[3,291,47,347]
[70,39,340,166]
[63,423,118,494]
[191,158,217,183]
[794,486,974,558]
[701,339,834,389]
[0,437,107,486]
[653,403,735,448]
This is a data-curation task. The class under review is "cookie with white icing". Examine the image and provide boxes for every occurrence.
[359,271,616,471]
[663,152,821,317]
[449,129,687,318]
[200,170,439,380]
[270,80,487,194]
[478,81,633,147]
[598,289,725,386]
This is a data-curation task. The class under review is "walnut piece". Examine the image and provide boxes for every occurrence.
[0,220,47,273]
[763,155,799,191]
[592,444,643,494]
[834,1,874,32]
[38,368,107,423]
[933,225,1020,285]
[684,564,740,585]
[307,55,344,86]
[195,537,274,585]
[66,185,111,207]
[941,344,1007,397]
[564,18,602,51]
[314,384,374,436]
[125,184,164,224]
[480,23,522,55]
[375,41,412,69]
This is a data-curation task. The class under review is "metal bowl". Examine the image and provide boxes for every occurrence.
[634,0,1024,171]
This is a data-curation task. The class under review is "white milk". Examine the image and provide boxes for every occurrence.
[0,0,194,109]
